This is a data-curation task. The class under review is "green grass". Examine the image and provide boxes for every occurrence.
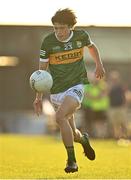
[0,134,131,179]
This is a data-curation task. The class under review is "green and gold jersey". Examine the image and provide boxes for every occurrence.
[40,29,92,94]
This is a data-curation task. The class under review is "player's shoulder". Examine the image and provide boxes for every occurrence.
[73,29,90,37]
[42,32,55,43]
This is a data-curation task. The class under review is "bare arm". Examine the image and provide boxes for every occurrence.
[39,61,49,70]
[88,44,105,79]
[33,61,49,116]
[36,62,49,99]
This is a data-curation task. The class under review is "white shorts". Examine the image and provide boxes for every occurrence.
[50,84,84,108]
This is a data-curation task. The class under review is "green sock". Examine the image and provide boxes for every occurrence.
[66,146,76,162]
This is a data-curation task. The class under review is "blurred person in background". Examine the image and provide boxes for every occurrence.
[125,85,131,109]
[81,72,94,136]
[125,88,131,139]
[82,75,109,138]
[82,83,94,136]
[33,8,105,173]
[107,71,128,140]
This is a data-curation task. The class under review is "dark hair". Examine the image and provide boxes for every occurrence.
[51,8,77,27]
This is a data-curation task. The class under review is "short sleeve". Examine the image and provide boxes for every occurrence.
[83,30,93,47]
[40,38,50,60]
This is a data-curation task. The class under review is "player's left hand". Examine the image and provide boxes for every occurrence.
[95,64,105,79]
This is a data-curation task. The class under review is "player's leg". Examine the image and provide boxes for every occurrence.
[68,114,82,142]
[68,115,95,160]
[55,96,79,173]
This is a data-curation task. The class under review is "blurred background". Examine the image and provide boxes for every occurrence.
[0,0,131,140]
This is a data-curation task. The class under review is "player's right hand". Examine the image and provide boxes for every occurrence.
[33,98,42,116]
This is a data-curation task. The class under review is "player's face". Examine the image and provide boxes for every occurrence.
[53,23,71,41]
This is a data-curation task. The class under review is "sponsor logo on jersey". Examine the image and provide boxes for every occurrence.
[55,51,81,61]
[49,48,83,64]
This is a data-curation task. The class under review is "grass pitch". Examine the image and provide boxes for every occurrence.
[0,134,131,179]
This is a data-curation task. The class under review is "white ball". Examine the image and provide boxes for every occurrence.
[30,70,53,92]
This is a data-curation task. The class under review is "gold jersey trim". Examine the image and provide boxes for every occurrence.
[49,48,83,65]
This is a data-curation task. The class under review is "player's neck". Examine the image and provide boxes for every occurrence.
[55,31,73,42]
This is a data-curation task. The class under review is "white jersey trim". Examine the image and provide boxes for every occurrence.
[87,42,94,47]
[55,31,73,42]
[40,58,49,62]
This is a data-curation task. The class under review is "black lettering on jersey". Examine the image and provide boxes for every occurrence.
[55,51,81,61]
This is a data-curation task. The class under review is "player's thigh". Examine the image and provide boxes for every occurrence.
[57,96,79,119]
